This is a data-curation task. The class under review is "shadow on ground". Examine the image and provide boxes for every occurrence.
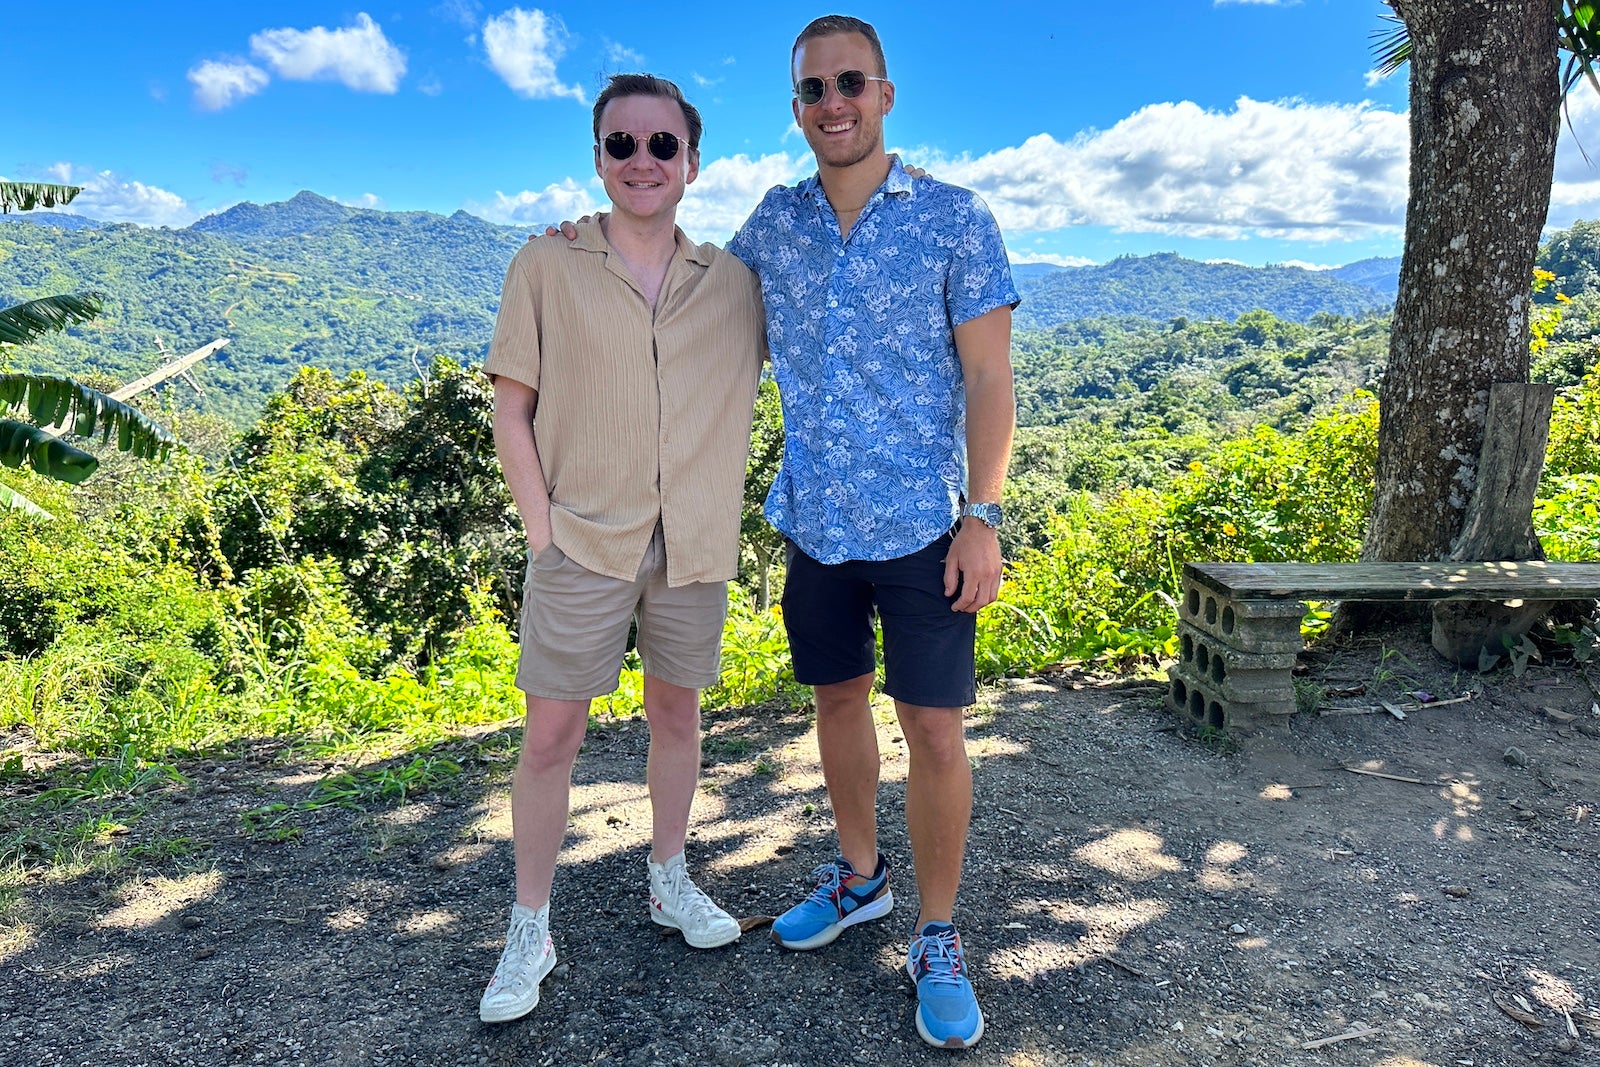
[4,644,1598,1065]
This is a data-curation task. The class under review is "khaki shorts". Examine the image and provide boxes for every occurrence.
[515,527,728,700]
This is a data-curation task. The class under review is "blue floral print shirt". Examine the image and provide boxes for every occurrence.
[728,156,1020,564]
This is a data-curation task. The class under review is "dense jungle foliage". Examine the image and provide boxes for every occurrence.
[2,210,1598,781]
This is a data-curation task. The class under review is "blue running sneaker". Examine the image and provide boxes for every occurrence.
[770,853,894,950]
[906,921,984,1049]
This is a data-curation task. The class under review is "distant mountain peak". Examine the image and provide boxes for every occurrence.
[189,191,354,238]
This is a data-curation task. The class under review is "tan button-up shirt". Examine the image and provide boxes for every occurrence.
[484,219,766,586]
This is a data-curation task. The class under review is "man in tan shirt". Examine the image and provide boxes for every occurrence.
[477,73,766,1025]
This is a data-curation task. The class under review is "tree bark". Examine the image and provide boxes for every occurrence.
[1361,2,1561,567]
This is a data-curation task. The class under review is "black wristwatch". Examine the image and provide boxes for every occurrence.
[960,502,1004,530]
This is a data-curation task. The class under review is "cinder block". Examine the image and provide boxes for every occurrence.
[1179,579,1306,654]
[1168,663,1297,734]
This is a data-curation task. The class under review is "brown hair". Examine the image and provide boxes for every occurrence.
[792,15,887,79]
[591,73,703,150]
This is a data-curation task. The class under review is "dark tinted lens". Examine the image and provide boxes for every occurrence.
[796,77,825,105]
[835,70,868,98]
[603,132,637,160]
[646,131,681,161]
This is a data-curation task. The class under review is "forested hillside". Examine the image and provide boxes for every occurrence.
[1013,252,1399,331]
[3,194,1412,424]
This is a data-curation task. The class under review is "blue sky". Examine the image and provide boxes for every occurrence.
[7,2,1599,266]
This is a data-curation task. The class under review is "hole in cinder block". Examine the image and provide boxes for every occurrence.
[1207,702,1225,730]
[1222,605,1235,636]
[1197,645,1210,674]
[1188,691,1206,723]
[1212,658,1226,685]
[1171,678,1187,708]
[1180,632,1193,663]
[1204,596,1217,625]
[1186,588,1200,617]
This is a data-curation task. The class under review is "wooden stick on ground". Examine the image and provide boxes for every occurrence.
[1300,1026,1381,1050]
[1341,766,1430,786]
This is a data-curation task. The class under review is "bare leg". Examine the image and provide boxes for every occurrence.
[641,675,702,863]
[895,702,971,926]
[814,672,881,878]
[511,694,591,908]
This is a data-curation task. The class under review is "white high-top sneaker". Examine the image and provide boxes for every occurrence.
[648,852,741,949]
[478,902,556,1023]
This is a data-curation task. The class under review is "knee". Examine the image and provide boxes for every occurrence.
[814,674,874,719]
[644,684,701,743]
[899,713,967,766]
[518,711,587,774]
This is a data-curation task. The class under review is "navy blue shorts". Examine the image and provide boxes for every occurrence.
[781,531,977,709]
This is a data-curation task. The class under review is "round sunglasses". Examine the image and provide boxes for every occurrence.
[793,69,889,106]
[599,130,684,162]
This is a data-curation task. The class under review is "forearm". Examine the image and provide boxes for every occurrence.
[963,363,1015,504]
[492,381,553,546]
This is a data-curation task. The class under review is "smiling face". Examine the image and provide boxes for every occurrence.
[594,93,699,226]
[791,31,894,173]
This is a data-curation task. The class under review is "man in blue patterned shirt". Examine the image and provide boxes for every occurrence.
[727,14,1019,1051]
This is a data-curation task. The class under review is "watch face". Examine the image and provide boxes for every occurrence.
[966,503,1004,528]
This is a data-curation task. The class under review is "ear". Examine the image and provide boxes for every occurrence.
[594,143,604,181]
[880,79,894,117]
[791,96,802,128]
[685,146,700,186]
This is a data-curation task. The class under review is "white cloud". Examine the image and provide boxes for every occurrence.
[926,96,1409,242]
[464,178,603,226]
[1549,89,1600,225]
[433,0,482,30]
[336,193,386,210]
[40,165,200,228]
[1010,251,1095,267]
[1275,259,1335,271]
[188,59,270,111]
[250,13,407,93]
[604,40,645,70]
[419,76,444,96]
[677,152,806,238]
[483,8,585,102]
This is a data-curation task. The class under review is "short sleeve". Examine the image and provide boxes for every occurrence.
[946,193,1021,328]
[483,248,541,390]
[727,186,783,271]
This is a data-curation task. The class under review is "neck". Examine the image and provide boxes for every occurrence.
[599,211,679,260]
[818,151,892,214]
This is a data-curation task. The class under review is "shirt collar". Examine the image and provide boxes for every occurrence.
[799,153,916,204]
[572,213,712,267]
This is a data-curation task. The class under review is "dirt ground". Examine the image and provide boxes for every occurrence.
[4,630,1599,1067]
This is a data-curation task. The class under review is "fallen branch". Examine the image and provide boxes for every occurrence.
[1300,1025,1381,1049]
[1320,693,1474,717]
[1493,991,1545,1029]
[1103,955,1155,980]
[1341,766,1430,786]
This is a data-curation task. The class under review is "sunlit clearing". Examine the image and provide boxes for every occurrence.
[397,909,459,936]
[93,870,224,931]
[1198,839,1252,891]
[1373,1058,1444,1067]
[1527,968,1585,1010]
[1259,783,1293,800]
[1074,829,1182,881]
[1455,825,1473,842]
[986,898,1170,979]
[695,805,815,873]
[0,926,37,965]
[328,906,368,932]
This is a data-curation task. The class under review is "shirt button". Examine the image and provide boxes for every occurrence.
[827,299,837,308]
[824,395,834,403]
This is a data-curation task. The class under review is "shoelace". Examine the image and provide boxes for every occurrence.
[909,929,964,989]
[491,913,546,993]
[803,861,849,906]
[664,867,725,924]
